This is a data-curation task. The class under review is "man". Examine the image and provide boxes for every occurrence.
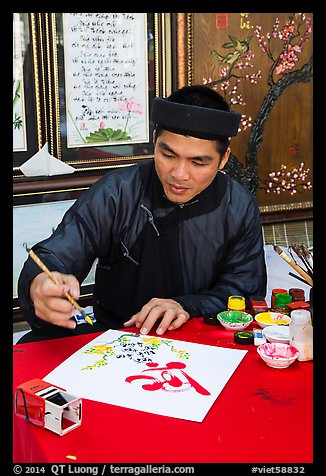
[17,85,267,342]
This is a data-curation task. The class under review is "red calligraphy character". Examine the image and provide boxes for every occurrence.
[125,361,210,395]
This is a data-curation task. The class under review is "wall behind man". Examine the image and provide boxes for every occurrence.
[189,12,313,207]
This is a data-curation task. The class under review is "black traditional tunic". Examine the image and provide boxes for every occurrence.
[18,160,267,333]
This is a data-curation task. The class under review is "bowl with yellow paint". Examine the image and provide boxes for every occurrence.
[217,310,253,331]
[254,311,291,329]
[257,342,299,369]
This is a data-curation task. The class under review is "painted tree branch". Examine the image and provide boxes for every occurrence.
[242,55,313,194]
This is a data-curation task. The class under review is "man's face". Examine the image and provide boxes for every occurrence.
[154,129,230,204]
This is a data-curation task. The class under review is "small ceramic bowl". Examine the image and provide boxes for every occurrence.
[255,311,291,329]
[262,324,290,343]
[217,310,253,331]
[257,342,299,369]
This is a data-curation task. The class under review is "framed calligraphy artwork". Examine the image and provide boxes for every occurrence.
[45,330,247,422]
[62,13,149,149]
[46,12,171,172]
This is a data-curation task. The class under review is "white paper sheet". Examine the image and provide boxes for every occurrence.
[20,142,76,177]
[45,330,247,422]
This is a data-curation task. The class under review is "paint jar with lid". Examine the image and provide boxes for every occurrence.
[289,288,305,302]
[289,309,313,361]
[249,295,269,316]
[271,288,287,309]
[228,295,246,312]
[272,293,292,315]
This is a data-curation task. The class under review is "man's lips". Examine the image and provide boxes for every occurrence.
[168,183,190,194]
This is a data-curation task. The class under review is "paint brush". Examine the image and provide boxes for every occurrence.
[273,245,313,286]
[25,247,93,326]
[290,242,313,277]
[288,271,311,287]
[301,243,313,270]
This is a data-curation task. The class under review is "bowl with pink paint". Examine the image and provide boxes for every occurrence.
[257,342,299,369]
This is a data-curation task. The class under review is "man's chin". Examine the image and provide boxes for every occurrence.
[163,185,195,204]
[165,192,194,205]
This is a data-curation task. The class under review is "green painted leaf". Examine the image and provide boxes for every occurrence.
[222,42,235,49]
[85,127,132,143]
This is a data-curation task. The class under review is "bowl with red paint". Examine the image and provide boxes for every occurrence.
[257,342,299,369]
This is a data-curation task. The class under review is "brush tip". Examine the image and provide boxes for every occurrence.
[81,309,93,325]
[273,245,282,254]
[85,316,93,325]
[23,242,31,252]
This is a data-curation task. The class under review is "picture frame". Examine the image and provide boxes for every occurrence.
[44,12,171,172]
[13,13,46,172]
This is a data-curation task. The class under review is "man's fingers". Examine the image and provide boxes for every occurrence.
[50,272,80,299]
[134,302,156,323]
[123,315,138,327]
[167,313,189,331]
[38,272,79,298]
[59,317,77,329]
[128,301,158,330]
[34,305,76,329]
[30,271,81,329]
[139,306,164,335]
[130,298,189,336]
[155,308,178,335]
[62,274,80,299]
[47,295,75,314]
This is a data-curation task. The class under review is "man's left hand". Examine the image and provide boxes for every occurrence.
[123,298,190,335]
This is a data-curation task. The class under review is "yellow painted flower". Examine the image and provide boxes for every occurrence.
[142,337,160,345]
[86,344,113,354]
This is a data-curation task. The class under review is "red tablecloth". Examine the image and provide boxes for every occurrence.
[13,318,313,463]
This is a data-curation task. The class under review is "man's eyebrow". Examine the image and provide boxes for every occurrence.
[191,155,213,162]
[157,141,213,161]
[157,141,178,155]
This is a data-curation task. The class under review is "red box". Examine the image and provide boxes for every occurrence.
[15,378,82,436]
[286,301,310,312]
[249,296,269,316]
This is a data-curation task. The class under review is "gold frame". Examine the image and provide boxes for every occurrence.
[174,13,193,89]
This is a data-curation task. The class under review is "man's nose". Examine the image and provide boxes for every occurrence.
[171,161,190,181]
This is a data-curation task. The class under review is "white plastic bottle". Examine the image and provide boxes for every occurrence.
[289,309,313,361]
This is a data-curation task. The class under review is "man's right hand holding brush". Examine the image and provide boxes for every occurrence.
[29,272,80,329]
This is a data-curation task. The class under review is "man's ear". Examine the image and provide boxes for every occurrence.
[218,147,231,170]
